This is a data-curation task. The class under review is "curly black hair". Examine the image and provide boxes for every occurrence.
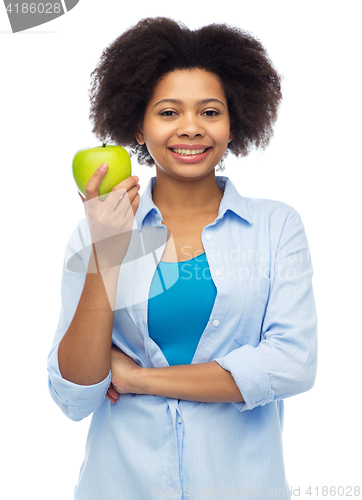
[89,17,282,170]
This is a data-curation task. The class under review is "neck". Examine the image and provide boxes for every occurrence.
[151,170,224,217]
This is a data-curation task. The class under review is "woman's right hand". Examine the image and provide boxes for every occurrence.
[79,163,141,271]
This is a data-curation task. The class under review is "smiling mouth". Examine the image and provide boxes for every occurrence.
[170,148,209,156]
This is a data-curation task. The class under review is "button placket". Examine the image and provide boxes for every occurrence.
[203,231,223,331]
[175,409,184,475]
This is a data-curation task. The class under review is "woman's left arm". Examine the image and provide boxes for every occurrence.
[106,346,244,404]
[107,210,317,408]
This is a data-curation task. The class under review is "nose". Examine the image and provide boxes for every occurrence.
[176,113,205,138]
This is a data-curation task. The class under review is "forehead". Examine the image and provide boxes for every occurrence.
[150,68,227,102]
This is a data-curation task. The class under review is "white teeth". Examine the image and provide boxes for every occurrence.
[171,148,207,156]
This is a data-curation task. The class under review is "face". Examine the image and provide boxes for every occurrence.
[136,68,233,182]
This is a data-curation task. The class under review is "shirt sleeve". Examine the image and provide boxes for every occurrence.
[215,210,318,412]
[47,222,112,422]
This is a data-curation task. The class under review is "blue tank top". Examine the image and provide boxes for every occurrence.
[147,252,217,366]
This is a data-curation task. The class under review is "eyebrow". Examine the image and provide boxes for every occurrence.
[153,98,226,108]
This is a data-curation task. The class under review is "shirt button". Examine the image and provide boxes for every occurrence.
[213,320,220,327]
[205,233,212,240]
[177,416,182,424]
[215,269,222,277]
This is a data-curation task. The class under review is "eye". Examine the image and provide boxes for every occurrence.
[202,110,220,117]
[159,110,177,117]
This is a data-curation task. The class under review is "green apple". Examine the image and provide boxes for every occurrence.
[72,143,132,200]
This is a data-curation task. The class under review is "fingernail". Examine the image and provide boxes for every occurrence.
[132,175,139,180]
[100,163,108,171]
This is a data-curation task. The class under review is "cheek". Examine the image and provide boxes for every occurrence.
[142,128,170,165]
[212,124,232,161]
[143,121,168,149]
[212,125,232,151]
[218,122,233,143]
[143,134,164,158]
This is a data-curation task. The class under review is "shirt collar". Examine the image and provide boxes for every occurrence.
[135,176,252,230]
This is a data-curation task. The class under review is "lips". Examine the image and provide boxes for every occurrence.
[171,147,208,156]
[168,144,212,163]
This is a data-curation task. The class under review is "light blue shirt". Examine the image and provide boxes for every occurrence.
[47,176,317,499]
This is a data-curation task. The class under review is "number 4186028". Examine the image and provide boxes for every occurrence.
[6,3,62,14]
[305,486,360,496]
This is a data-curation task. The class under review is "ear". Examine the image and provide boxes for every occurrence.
[136,126,145,145]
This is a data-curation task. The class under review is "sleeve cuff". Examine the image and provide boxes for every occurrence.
[47,346,112,421]
[215,344,274,412]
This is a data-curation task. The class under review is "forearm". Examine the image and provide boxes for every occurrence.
[58,252,120,386]
[137,361,244,403]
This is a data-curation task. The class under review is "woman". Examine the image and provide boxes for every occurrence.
[47,17,317,499]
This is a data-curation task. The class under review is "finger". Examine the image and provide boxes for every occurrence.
[78,191,86,203]
[108,386,120,400]
[111,184,140,215]
[84,163,109,201]
[110,175,139,196]
[106,391,117,404]
[124,190,140,217]
[106,383,119,401]
[130,192,140,216]
[115,183,140,212]
[104,176,139,211]
[113,175,139,189]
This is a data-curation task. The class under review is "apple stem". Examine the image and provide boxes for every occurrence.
[102,142,106,147]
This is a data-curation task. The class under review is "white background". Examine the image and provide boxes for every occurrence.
[1,1,361,498]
